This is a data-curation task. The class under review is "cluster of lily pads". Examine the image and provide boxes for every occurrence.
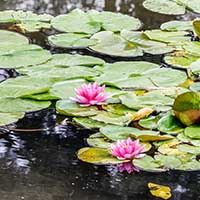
[1,9,200,172]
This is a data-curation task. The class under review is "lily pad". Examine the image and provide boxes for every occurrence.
[0,112,25,126]
[143,0,186,15]
[50,79,88,100]
[88,10,141,32]
[73,117,106,129]
[78,147,128,164]
[56,100,98,117]
[157,112,184,134]
[51,9,101,34]
[0,46,51,69]
[154,154,182,169]
[134,155,165,172]
[173,92,200,126]
[0,76,54,98]
[184,126,200,139]
[89,31,143,57]
[161,20,193,31]
[0,98,51,113]
[48,33,97,49]
[91,111,132,126]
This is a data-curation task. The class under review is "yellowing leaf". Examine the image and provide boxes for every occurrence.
[148,183,172,200]
[193,19,200,38]
[129,107,154,121]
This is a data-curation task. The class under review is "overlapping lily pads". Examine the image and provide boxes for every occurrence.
[0,10,53,32]
[51,9,141,34]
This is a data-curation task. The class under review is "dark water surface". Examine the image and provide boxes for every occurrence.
[0,1,200,200]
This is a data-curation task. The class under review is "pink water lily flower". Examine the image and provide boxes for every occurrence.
[118,162,139,174]
[70,82,109,106]
[111,138,145,160]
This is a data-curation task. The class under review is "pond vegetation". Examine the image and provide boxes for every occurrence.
[0,1,200,199]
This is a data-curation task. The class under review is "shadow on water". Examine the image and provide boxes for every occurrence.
[0,0,200,200]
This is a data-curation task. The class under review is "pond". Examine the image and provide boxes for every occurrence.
[0,0,200,200]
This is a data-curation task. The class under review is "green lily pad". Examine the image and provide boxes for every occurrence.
[176,160,200,171]
[39,53,105,67]
[139,115,161,130]
[158,141,184,155]
[51,9,101,34]
[177,144,200,154]
[164,52,199,69]
[154,154,182,169]
[91,111,132,126]
[89,31,143,57]
[0,30,28,48]
[88,10,141,32]
[161,20,193,31]
[144,30,190,44]
[56,100,98,117]
[73,117,106,129]
[102,104,136,115]
[143,0,186,15]
[0,98,51,113]
[48,33,97,49]
[50,79,88,100]
[133,155,166,172]
[0,112,25,126]
[0,10,53,32]
[185,126,200,139]
[121,30,175,55]
[157,112,184,134]
[173,92,200,126]
[120,93,173,110]
[0,76,54,98]
[100,125,173,142]
[0,46,51,69]
[87,137,112,149]
[78,147,128,164]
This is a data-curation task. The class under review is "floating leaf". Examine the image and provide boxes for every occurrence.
[143,0,185,15]
[139,115,161,130]
[177,144,200,154]
[50,79,88,100]
[73,117,106,129]
[161,20,193,31]
[78,147,128,164]
[48,33,97,49]
[0,112,25,126]
[148,183,171,200]
[154,154,182,169]
[130,107,154,121]
[157,112,184,134]
[158,141,184,155]
[56,100,98,117]
[91,111,132,126]
[193,19,200,38]
[51,9,101,34]
[87,137,112,149]
[0,46,51,69]
[0,98,51,113]
[89,31,143,57]
[134,155,165,172]
[173,92,200,126]
[88,10,141,32]
[0,76,54,98]
[184,126,200,139]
